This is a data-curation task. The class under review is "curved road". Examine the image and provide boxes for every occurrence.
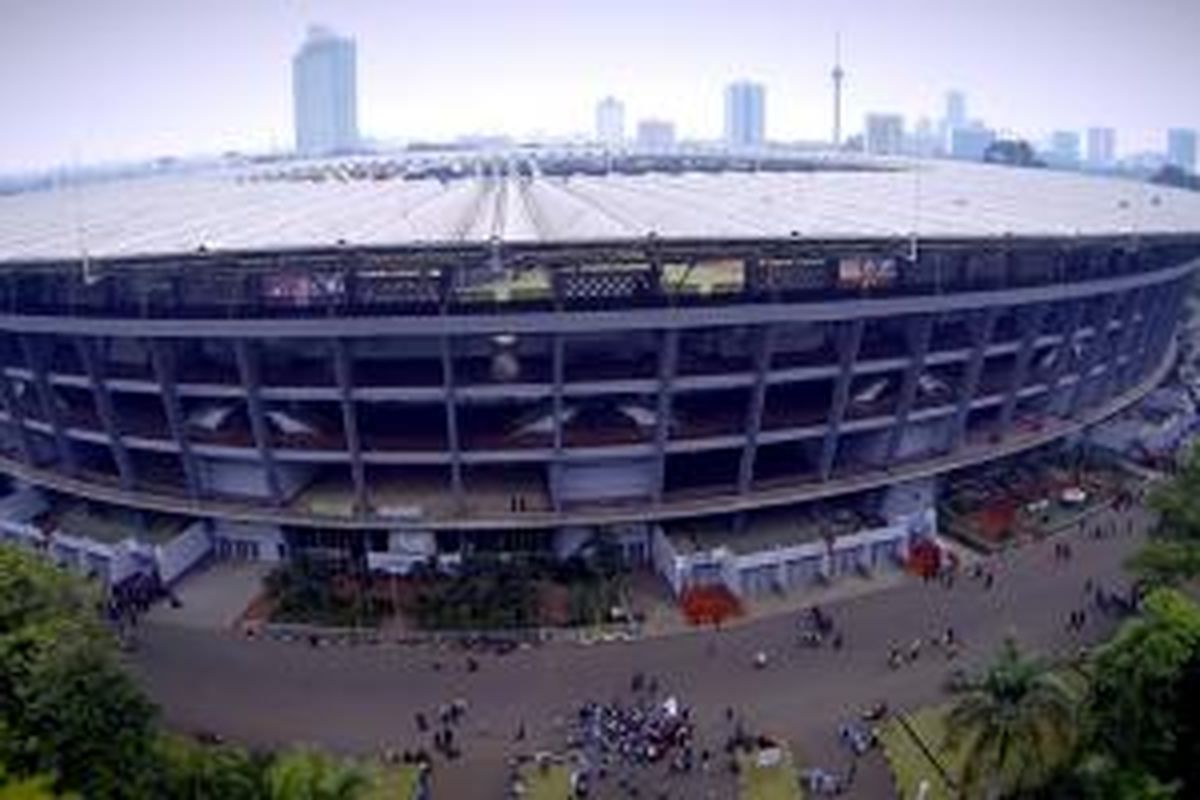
[131,509,1148,798]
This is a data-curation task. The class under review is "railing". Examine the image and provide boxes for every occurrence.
[0,235,1194,321]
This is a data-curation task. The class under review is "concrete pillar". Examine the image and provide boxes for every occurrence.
[19,334,76,475]
[74,336,134,489]
[653,328,680,504]
[0,347,33,465]
[1068,292,1120,417]
[1045,299,1088,414]
[885,314,934,466]
[332,338,367,515]
[819,318,865,480]
[550,332,565,512]
[148,340,203,500]
[738,323,776,494]
[440,335,464,512]
[998,303,1048,438]
[234,340,283,505]
[950,307,999,452]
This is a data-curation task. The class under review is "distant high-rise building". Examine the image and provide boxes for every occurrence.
[944,90,967,130]
[1085,127,1117,169]
[1049,130,1081,167]
[636,119,676,151]
[1167,128,1197,173]
[938,89,969,153]
[911,117,938,158]
[595,96,625,147]
[724,81,766,148]
[950,125,996,161]
[292,26,358,156]
[864,113,905,156]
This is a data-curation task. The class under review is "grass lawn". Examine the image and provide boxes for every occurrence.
[738,746,805,800]
[368,765,423,799]
[884,668,1089,800]
[880,707,960,800]
[518,762,573,800]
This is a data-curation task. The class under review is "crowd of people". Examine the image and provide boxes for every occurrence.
[571,690,700,789]
[411,698,470,761]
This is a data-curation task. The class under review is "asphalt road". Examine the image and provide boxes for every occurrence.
[131,506,1150,799]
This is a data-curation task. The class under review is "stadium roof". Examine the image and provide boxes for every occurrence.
[2,151,1200,264]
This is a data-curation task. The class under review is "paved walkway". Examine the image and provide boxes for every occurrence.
[145,560,270,630]
[129,500,1153,799]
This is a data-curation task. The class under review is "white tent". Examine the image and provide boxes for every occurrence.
[266,409,320,437]
[186,403,237,432]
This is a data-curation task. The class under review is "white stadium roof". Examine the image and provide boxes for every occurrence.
[2,152,1200,263]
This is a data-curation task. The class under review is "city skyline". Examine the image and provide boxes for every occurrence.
[1,0,1199,172]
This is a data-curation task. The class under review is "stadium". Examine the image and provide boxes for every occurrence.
[0,150,1198,595]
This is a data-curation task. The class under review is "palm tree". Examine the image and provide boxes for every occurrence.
[943,637,1079,799]
[263,749,371,800]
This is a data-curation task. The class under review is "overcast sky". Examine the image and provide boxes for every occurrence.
[0,0,1196,172]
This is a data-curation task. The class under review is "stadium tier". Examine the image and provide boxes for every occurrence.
[0,150,1197,561]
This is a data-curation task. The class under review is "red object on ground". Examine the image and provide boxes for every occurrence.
[906,538,942,578]
[680,585,743,626]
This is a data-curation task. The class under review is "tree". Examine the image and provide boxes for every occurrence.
[0,547,159,800]
[1125,445,1200,586]
[0,545,387,800]
[263,749,371,800]
[983,140,1045,168]
[944,637,1079,798]
[0,764,71,800]
[154,736,268,800]
[1067,753,1179,800]
[1127,539,1200,588]
[1149,165,1200,191]
[1089,588,1200,789]
[1148,446,1200,542]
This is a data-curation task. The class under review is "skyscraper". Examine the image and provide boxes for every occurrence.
[939,90,967,153]
[1085,127,1117,170]
[912,117,938,158]
[864,113,904,156]
[636,119,676,151]
[944,90,967,130]
[1049,130,1081,167]
[595,97,625,147]
[292,26,358,157]
[950,125,996,161]
[1167,128,1197,174]
[945,90,964,126]
[724,81,766,148]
